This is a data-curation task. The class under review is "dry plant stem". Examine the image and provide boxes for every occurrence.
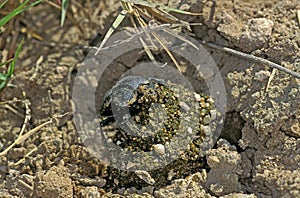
[29,55,43,81]
[33,28,300,79]
[266,68,277,92]
[3,104,23,118]
[200,40,300,80]
[0,99,23,105]
[0,120,51,157]
[44,0,61,9]
[13,146,37,166]
[13,139,56,167]
[0,113,68,157]
[19,99,31,137]
[130,9,157,62]
[18,179,34,191]
[151,31,182,72]
[131,10,182,72]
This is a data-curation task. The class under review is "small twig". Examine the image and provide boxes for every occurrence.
[0,98,25,118]
[0,99,23,105]
[19,99,31,137]
[266,68,277,92]
[200,40,300,80]
[0,113,69,157]
[0,120,52,157]
[12,146,37,166]
[2,104,24,118]
[44,0,61,9]
[29,55,43,81]
[17,179,34,192]
[12,138,56,167]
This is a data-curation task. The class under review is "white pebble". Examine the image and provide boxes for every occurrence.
[135,170,155,185]
[153,144,165,155]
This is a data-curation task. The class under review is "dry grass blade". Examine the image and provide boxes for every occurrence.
[123,0,202,16]
[150,30,182,72]
[0,113,69,157]
[266,68,277,92]
[96,0,202,73]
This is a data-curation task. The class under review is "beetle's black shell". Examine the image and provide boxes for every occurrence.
[100,76,167,117]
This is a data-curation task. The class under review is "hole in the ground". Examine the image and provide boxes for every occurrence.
[219,111,245,148]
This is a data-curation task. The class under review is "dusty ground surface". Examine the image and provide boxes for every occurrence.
[0,0,299,197]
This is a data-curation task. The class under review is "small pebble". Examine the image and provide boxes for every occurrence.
[135,170,155,185]
[180,101,190,112]
[153,144,165,155]
[194,93,201,101]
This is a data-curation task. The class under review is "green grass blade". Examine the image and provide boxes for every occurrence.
[7,38,24,77]
[0,38,23,91]
[95,10,128,54]
[0,0,42,27]
[0,74,7,90]
[0,0,29,26]
[0,73,6,81]
[0,0,39,91]
[0,80,6,90]
[61,0,68,27]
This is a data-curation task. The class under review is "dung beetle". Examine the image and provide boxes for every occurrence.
[100,75,167,127]
[99,75,216,156]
